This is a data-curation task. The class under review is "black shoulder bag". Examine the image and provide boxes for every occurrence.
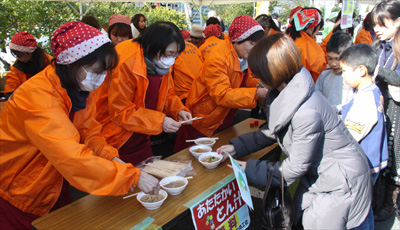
[261,162,295,229]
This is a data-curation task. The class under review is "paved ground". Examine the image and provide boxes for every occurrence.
[69,109,399,229]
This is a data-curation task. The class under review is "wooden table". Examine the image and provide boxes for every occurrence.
[32,118,278,229]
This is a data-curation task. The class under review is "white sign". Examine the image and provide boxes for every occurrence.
[228,155,253,210]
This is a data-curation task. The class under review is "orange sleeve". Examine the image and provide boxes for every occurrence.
[246,69,260,87]
[24,107,140,195]
[320,30,332,58]
[4,66,26,94]
[107,62,165,135]
[75,94,119,160]
[202,53,257,108]
[305,45,327,82]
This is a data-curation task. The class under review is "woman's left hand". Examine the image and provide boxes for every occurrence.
[227,160,247,171]
[178,110,193,124]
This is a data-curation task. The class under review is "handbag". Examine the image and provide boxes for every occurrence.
[261,161,295,229]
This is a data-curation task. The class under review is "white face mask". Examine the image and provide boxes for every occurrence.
[80,66,107,91]
[153,56,176,69]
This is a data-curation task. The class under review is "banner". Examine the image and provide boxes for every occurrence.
[190,180,250,230]
[341,0,354,29]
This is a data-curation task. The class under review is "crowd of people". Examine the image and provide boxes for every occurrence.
[1,0,399,229]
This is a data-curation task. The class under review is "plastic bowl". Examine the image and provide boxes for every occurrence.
[137,189,168,210]
[198,152,223,169]
[189,144,212,159]
[160,176,188,195]
[194,137,216,147]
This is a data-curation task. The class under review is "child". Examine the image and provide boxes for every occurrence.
[316,32,354,111]
[339,43,388,229]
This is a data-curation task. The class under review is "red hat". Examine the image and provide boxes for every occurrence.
[51,21,111,64]
[10,32,37,53]
[203,24,222,39]
[108,14,130,27]
[180,30,191,40]
[289,6,303,20]
[229,15,264,42]
[293,9,322,31]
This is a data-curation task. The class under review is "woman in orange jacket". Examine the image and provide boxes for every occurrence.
[4,32,52,99]
[0,22,159,229]
[95,21,192,166]
[355,13,374,45]
[287,8,327,82]
[172,40,203,102]
[199,24,227,62]
[174,15,268,152]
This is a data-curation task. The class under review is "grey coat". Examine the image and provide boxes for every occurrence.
[231,67,372,229]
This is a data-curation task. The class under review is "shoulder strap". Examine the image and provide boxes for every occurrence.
[262,163,275,200]
[277,162,286,208]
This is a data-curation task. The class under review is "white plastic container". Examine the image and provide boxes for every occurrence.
[189,144,212,159]
[198,152,223,169]
[137,189,168,210]
[194,137,216,147]
[160,176,188,195]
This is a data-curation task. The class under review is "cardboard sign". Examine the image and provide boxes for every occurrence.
[341,0,354,29]
[190,180,250,230]
[228,155,253,210]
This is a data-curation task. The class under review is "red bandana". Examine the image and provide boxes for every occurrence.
[293,9,322,31]
[51,21,110,64]
[203,24,222,39]
[10,32,37,53]
[229,15,264,42]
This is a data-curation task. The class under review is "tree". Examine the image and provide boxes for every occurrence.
[207,3,253,27]
[0,1,186,54]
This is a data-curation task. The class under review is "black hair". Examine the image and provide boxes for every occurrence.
[237,30,265,44]
[81,15,100,30]
[108,23,133,40]
[206,17,220,26]
[370,0,400,28]
[255,14,281,32]
[363,12,372,31]
[326,32,353,53]
[131,14,146,32]
[55,42,118,91]
[134,21,185,59]
[287,7,324,41]
[11,46,51,75]
[339,44,378,75]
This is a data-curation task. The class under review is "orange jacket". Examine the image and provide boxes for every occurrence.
[0,65,140,216]
[4,53,53,94]
[185,41,259,136]
[295,31,327,82]
[172,41,203,100]
[355,28,373,45]
[199,36,228,62]
[95,40,188,148]
[320,30,332,60]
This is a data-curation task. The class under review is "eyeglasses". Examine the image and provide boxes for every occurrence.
[163,51,180,58]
